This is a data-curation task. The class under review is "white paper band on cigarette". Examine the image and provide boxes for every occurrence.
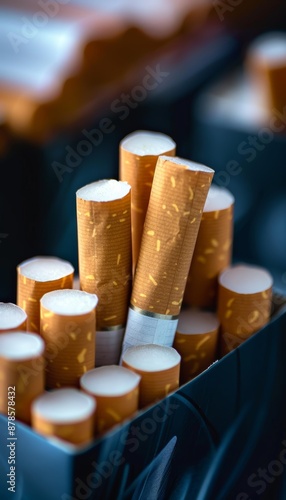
[0,303,27,332]
[121,307,178,356]
[121,155,214,355]
[95,328,125,366]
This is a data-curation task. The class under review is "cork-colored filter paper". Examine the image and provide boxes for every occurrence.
[120,131,176,272]
[76,180,132,365]
[80,366,140,434]
[17,257,74,333]
[122,344,180,408]
[40,289,97,389]
[218,264,273,355]
[122,156,214,354]
[173,309,219,384]
[184,185,234,309]
[32,388,96,445]
[0,332,45,424]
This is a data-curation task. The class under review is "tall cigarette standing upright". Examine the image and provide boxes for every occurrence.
[17,257,74,333]
[120,131,176,273]
[184,185,234,309]
[121,156,214,354]
[76,180,132,365]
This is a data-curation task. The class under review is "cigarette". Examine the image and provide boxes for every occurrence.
[218,264,273,355]
[0,332,45,424]
[173,308,219,384]
[40,289,98,389]
[122,344,180,408]
[184,185,234,308]
[246,32,286,114]
[17,256,74,333]
[120,131,176,272]
[121,156,214,354]
[76,179,132,365]
[31,388,96,445]
[0,303,27,332]
[80,365,140,434]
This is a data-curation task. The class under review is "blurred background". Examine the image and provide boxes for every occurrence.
[1,0,286,301]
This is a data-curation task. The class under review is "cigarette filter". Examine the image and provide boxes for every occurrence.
[218,264,273,355]
[122,156,214,354]
[246,32,286,114]
[17,257,74,333]
[76,179,132,365]
[173,308,219,384]
[80,365,140,434]
[40,289,98,389]
[122,344,180,408]
[120,131,176,272]
[0,303,27,332]
[0,332,45,424]
[31,388,96,445]
[184,185,234,309]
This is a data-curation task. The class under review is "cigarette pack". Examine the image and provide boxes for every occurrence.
[0,295,285,500]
